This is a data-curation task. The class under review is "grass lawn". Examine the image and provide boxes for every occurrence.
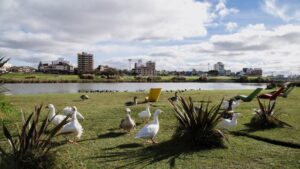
[0,73,80,80]
[1,89,300,168]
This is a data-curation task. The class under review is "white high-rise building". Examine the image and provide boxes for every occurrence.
[214,62,225,75]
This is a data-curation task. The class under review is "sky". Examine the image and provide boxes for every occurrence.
[1,0,300,75]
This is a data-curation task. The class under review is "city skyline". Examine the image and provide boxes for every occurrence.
[1,0,300,75]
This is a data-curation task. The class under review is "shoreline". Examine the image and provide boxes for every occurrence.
[0,79,268,83]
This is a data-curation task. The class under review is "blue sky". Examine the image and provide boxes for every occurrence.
[1,0,300,75]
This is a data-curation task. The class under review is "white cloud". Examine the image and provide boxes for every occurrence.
[0,0,211,42]
[1,0,299,75]
[262,0,300,21]
[215,0,239,19]
[226,22,238,32]
[0,0,215,65]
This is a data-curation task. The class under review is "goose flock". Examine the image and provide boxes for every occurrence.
[46,104,84,143]
[119,104,162,144]
[45,93,243,145]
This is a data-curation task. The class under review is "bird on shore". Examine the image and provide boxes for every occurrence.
[46,104,70,126]
[63,106,85,120]
[80,94,89,101]
[138,103,151,123]
[125,96,138,106]
[169,91,179,103]
[59,106,83,144]
[135,109,162,144]
[220,112,242,129]
[119,108,136,132]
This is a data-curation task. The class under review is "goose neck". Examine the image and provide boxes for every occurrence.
[153,114,159,124]
[48,107,55,119]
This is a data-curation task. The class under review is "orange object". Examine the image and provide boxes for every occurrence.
[148,88,162,102]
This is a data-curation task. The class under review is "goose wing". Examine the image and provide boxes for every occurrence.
[135,123,158,139]
[76,111,85,120]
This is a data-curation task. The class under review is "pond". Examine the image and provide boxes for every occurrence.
[3,83,266,95]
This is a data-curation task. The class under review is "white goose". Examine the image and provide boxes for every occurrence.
[135,109,162,144]
[63,106,85,120]
[119,108,136,132]
[220,112,242,129]
[138,103,151,123]
[59,106,83,143]
[46,104,69,126]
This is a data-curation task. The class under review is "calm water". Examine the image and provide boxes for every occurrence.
[3,83,266,95]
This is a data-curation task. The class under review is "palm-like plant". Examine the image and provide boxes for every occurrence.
[250,98,292,128]
[169,97,227,148]
[0,57,9,68]
[0,105,70,169]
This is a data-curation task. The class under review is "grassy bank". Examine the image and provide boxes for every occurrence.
[0,73,268,83]
[1,89,300,168]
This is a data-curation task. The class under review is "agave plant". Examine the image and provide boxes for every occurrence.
[169,97,227,148]
[0,104,70,169]
[250,98,292,128]
[0,57,9,69]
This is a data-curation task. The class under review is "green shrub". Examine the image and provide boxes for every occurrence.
[169,97,227,148]
[237,76,249,82]
[171,76,186,81]
[198,76,208,82]
[147,76,162,82]
[79,74,95,79]
[250,98,292,129]
[134,76,147,81]
[266,83,276,89]
[0,105,70,169]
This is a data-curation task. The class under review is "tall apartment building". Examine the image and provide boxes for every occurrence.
[77,52,94,74]
[132,61,156,76]
[214,62,225,75]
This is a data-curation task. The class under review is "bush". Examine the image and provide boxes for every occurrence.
[169,97,227,148]
[25,76,36,79]
[0,105,70,169]
[198,76,208,82]
[237,76,249,82]
[147,76,162,82]
[266,83,276,89]
[250,98,292,129]
[134,76,147,81]
[171,76,186,81]
[79,74,95,79]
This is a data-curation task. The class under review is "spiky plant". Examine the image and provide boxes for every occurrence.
[169,97,227,148]
[0,105,70,169]
[0,57,9,68]
[250,98,292,129]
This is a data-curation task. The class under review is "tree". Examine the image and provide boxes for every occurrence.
[101,68,119,79]
[207,70,219,76]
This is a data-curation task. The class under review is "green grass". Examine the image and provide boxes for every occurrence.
[1,73,79,80]
[1,89,300,168]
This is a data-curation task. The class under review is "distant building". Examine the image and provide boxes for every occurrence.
[214,62,225,75]
[38,58,74,74]
[239,68,263,76]
[78,52,94,74]
[225,70,232,76]
[95,65,111,73]
[132,61,156,76]
[9,66,36,73]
